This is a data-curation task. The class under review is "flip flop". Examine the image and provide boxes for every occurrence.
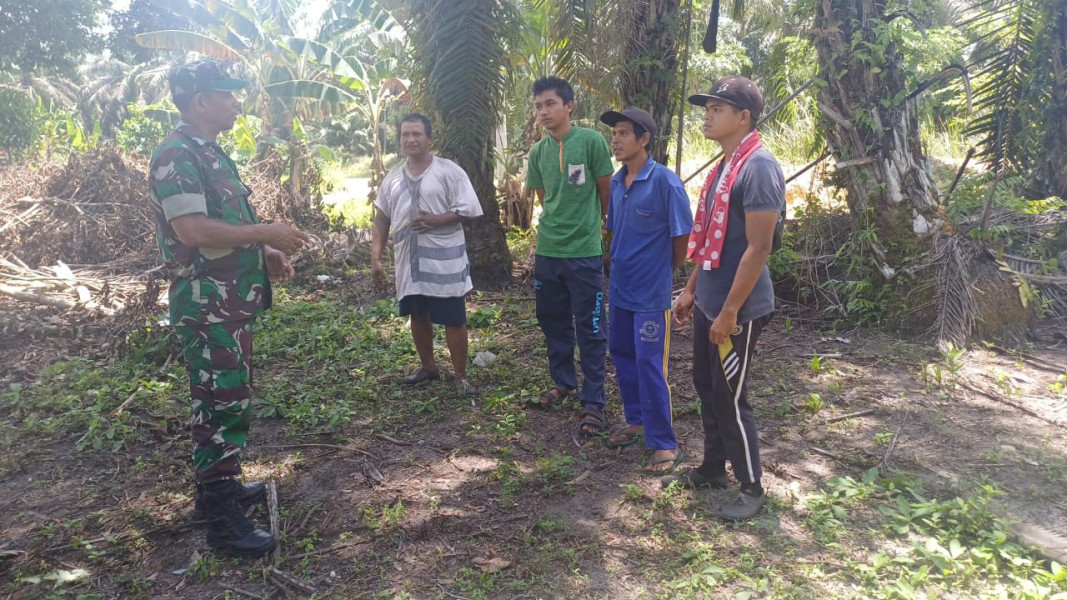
[605,426,643,449]
[642,449,686,476]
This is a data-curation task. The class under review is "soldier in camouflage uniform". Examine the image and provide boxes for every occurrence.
[149,60,309,558]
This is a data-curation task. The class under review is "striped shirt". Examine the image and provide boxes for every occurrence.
[374,156,483,299]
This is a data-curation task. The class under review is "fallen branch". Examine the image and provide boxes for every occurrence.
[880,412,908,468]
[41,521,194,553]
[0,203,43,234]
[110,384,145,417]
[268,480,280,565]
[0,284,77,310]
[285,539,373,561]
[822,408,877,424]
[269,567,316,595]
[373,433,412,446]
[810,446,839,460]
[219,584,267,600]
[0,254,144,313]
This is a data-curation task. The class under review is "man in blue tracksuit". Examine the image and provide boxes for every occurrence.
[600,107,693,474]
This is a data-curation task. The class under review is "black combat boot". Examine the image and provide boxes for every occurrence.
[191,479,266,522]
[202,479,276,558]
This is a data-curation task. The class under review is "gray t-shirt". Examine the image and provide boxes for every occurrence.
[694,148,784,324]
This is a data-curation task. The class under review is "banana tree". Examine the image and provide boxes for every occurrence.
[277,37,410,203]
[135,0,334,207]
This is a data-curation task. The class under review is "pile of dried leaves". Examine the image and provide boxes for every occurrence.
[0,147,363,382]
[0,147,155,268]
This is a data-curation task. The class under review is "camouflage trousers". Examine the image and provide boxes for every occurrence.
[173,319,255,483]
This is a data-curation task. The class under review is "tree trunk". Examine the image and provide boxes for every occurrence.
[463,129,512,288]
[812,0,1034,345]
[813,0,942,256]
[619,0,684,164]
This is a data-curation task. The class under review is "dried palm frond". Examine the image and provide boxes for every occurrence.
[928,234,980,349]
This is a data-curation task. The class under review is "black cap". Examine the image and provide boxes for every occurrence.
[599,106,657,139]
[688,76,765,123]
[169,60,247,110]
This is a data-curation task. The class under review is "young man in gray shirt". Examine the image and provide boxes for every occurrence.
[667,76,785,521]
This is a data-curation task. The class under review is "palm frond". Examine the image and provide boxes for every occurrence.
[929,234,979,349]
[961,0,1038,173]
[532,0,626,98]
[135,30,246,62]
[21,77,78,110]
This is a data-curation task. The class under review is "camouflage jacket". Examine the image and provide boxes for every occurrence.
[149,121,269,326]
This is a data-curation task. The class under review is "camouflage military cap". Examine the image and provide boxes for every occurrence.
[170,60,247,110]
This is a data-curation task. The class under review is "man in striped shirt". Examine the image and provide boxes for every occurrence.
[372,113,483,396]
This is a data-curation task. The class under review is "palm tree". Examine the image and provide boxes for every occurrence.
[618,0,687,163]
[75,58,171,138]
[812,0,942,243]
[964,0,1067,201]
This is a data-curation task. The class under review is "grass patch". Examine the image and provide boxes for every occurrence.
[0,328,185,472]
[3,284,1065,600]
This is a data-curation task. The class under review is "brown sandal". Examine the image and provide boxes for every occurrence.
[531,386,577,409]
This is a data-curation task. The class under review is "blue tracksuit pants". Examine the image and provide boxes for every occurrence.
[609,305,676,450]
[534,255,607,408]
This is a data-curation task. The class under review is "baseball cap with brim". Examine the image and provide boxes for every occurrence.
[170,60,247,109]
[599,106,657,139]
[688,75,765,123]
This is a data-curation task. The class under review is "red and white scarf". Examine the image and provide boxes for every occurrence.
[688,131,763,269]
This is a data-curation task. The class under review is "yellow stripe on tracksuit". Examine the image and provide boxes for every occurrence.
[663,309,672,426]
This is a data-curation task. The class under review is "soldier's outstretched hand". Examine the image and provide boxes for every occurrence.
[264,223,310,254]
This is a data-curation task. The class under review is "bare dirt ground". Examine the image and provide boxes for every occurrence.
[1,282,1065,599]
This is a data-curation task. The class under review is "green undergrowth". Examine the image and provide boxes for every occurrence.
[0,324,186,472]
[0,286,547,473]
[792,469,1067,600]
[3,285,1066,599]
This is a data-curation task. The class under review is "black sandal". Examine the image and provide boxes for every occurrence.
[402,368,440,385]
[576,405,606,438]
